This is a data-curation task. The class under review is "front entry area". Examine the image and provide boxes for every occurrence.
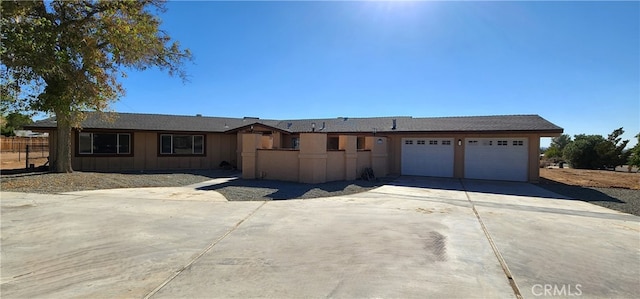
[401,138,454,177]
[464,138,528,182]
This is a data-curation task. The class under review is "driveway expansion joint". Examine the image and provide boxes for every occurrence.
[143,201,268,299]
[459,179,523,299]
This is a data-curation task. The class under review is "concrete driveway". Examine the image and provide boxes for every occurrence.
[1,177,638,298]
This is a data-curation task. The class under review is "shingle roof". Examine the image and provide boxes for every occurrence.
[28,113,277,133]
[28,112,563,134]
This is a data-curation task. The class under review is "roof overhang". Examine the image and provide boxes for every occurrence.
[224,122,292,135]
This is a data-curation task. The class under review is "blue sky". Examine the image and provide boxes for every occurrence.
[114,1,639,147]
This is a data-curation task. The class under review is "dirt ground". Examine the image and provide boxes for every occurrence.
[0,152,49,170]
[540,168,640,190]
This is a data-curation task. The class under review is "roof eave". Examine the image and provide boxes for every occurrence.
[23,125,56,132]
[223,122,292,134]
[373,129,564,135]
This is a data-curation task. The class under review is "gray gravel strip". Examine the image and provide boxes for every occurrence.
[1,169,386,200]
[197,178,386,201]
[536,181,640,217]
[0,170,239,194]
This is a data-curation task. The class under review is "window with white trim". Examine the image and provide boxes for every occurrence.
[497,140,508,146]
[405,140,413,145]
[513,140,524,146]
[429,140,438,145]
[417,140,426,145]
[442,140,451,145]
[160,134,204,155]
[79,132,130,155]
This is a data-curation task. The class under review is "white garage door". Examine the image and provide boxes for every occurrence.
[401,138,454,177]
[464,138,528,181]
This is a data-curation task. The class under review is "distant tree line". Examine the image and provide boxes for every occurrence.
[544,127,640,171]
[0,112,33,136]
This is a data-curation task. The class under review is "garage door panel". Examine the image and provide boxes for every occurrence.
[464,138,528,182]
[401,138,454,177]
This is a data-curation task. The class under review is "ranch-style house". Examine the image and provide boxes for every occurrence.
[28,112,563,183]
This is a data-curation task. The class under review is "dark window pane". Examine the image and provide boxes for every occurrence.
[93,133,117,153]
[193,135,204,154]
[79,133,92,154]
[327,137,339,150]
[119,134,130,154]
[357,137,365,150]
[161,135,172,154]
[173,135,192,154]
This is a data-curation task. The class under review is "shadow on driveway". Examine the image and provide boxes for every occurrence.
[388,176,639,223]
[391,176,624,202]
[535,178,624,203]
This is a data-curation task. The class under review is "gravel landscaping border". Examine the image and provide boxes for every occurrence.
[0,170,238,194]
[536,179,640,217]
[0,169,387,199]
[197,178,386,201]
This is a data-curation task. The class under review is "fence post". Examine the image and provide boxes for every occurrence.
[25,144,29,169]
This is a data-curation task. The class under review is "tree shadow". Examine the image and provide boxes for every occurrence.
[0,168,240,182]
[387,176,626,203]
[111,169,241,179]
[388,176,638,219]
[535,177,624,203]
[0,166,49,176]
[387,176,571,199]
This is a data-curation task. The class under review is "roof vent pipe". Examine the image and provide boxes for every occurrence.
[392,119,397,130]
[321,122,326,130]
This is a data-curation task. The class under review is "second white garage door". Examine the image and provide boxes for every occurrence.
[464,138,529,181]
[401,138,454,177]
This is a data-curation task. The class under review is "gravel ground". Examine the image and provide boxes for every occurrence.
[536,179,640,217]
[0,170,237,194]
[0,169,385,199]
[198,178,385,201]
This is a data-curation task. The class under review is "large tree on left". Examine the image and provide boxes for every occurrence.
[1,0,191,172]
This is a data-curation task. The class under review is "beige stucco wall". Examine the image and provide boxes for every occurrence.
[528,135,542,182]
[241,133,262,179]
[236,133,243,170]
[339,135,358,180]
[252,134,377,183]
[326,151,346,182]
[252,134,366,183]
[356,151,371,178]
[298,133,327,184]
[365,136,388,177]
[71,131,237,171]
[256,149,299,181]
